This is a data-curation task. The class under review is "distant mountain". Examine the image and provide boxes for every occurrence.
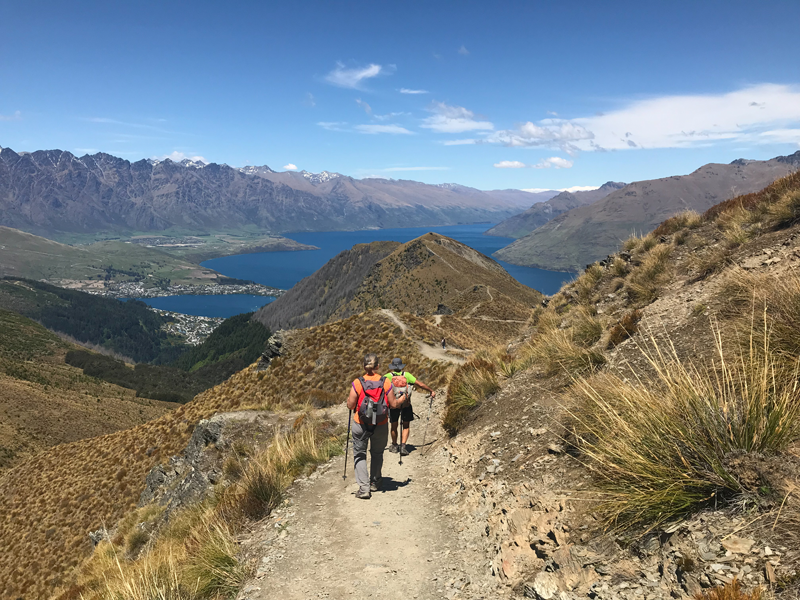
[482,188,559,209]
[486,182,626,239]
[255,233,541,334]
[495,152,800,272]
[0,147,527,237]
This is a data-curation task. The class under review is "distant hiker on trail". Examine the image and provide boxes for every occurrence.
[441,338,446,350]
[347,353,402,499]
[385,357,436,456]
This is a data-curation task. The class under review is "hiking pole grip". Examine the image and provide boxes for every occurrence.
[342,410,352,481]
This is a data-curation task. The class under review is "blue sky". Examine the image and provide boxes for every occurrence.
[1,0,799,191]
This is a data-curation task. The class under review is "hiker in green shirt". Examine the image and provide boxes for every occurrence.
[385,357,436,456]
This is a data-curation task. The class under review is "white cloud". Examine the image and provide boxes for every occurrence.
[304,93,316,107]
[442,139,478,146]
[157,151,207,163]
[355,124,414,135]
[283,163,298,170]
[421,102,494,133]
[523,186,600,193]
[494,160,527,169]
[0,110,22,121]
[318,121,348,132]
[458,45,470,56]
[374,111,410,121]
[356,98,372,115]
[533,156,573,169]
[492,84,800,153]
[493,157,573,169]
[324,62,385,89]
[400,88,429,94]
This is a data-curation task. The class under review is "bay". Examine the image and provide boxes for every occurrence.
[137,294,276,318]
[202,223,575,295]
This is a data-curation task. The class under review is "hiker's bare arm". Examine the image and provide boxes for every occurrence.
[347,385,358,411]
[415,380,436,397]
[387,387,404,409]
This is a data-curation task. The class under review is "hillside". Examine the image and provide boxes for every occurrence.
[254,241,400,330]
[0,309,177,473]
[0,310,450,599]
[0,225,228,289]
[0,148,526,237]
[486,181,626,238]
[256,233,543,348]
[496,151,800,271]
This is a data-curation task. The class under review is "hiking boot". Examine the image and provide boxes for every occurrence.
[355,489,371,500]
[399,444,410,456]
[388,443,400,453]
[369,479,381,492]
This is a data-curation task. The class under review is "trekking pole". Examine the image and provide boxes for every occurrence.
[342,410,352,481]
[398,408,404,466]
[421,393,435,456]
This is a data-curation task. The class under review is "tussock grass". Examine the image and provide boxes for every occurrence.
[72,420,342,600]
[443,358,500,435]
[568,323,800,529]
[607,309,642,349]
[524,327,606,377]
[626,244,673,305]
[695,579,762,600]
[767,188,800,229]
[569,306,604,348]
[611,257,630,278]
[652,210,703,236]
[573,264,603,303]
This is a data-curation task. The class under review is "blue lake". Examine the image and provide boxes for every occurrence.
[146,224,575,318]
[139,294,276,318]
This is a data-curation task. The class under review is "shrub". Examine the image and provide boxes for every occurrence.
[443,359,500,435]
[568,325,800,529]
[606,309,642,348]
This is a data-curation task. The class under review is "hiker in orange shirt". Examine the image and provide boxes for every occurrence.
[347,353,403,499]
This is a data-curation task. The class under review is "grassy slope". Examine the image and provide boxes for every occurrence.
[0,309,177,473]
[0,310,452,599]
[0,226,224,285]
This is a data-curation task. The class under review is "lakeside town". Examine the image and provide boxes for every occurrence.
[91,280,284,299]
[152,308,225,345]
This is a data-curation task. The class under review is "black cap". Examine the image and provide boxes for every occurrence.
[389,357,406,371]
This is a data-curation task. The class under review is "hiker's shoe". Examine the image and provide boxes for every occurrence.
[399,444,410,456]
[369,479,381,492]
[355,489,371,500]
[388,443,400,453]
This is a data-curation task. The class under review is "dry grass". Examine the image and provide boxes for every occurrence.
[611,257,630,278]
[64,419,341,600]
[694,579,762,600]
[606,309,642,349]
[652,210,703,237]
[443,358,500,435]
[573,264,604,303]
[626,244,673,305]
[568,323,800,529]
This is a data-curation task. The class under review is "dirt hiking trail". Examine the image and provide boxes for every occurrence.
[238,402,490,600]
[380,309,466,364]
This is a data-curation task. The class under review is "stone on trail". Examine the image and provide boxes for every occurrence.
[721,536,755,555]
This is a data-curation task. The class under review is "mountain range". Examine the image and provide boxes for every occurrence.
[496,151,800,271]
[486,181,627,238]
[0,147,553,238]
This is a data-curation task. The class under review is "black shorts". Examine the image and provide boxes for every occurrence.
[389,404,414,424]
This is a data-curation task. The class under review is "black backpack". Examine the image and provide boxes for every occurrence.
[356,376,389,429]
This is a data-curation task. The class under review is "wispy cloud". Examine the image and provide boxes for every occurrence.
[324,62,387,89]
[82,116,177,134]
[400,88,429,95]
[494,160,527,169]
[421,102,493,133]
[493,157,573,169]
[356,98,372,115]
[318,121,349,132]
[283,163,298,170]
[458,45,470,56]
[491,84,800,153]
[373,111,410,122]
[355,124,414,135]
[0,110,22,121]
[533,156,573,169]
[442,139,478,146]
[304,93,316,107]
